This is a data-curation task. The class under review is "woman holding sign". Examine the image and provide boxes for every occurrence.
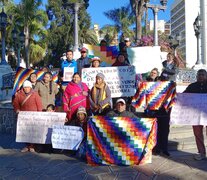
[63,73,89,123]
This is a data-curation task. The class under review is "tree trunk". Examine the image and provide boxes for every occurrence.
[24,25,29,68]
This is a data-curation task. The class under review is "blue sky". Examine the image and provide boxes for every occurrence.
[87,0,174,28]
[15,0,174,28]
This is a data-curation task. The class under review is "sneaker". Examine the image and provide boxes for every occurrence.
[21,147,29,153]
[29,147,35,153]
[194,153,206,160]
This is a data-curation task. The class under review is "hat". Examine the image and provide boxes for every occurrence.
[91,56,101,62]
[23,80,32,88]
[96,73,105,80]
[77,106,87,115]
[124,37,130,42]
[80,47,87,52]
[116,98,126,104]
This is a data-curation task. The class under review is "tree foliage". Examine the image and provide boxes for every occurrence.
[46,0,97,67]
[104,5,135,41]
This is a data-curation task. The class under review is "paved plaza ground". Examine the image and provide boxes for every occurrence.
[0,134,207,180]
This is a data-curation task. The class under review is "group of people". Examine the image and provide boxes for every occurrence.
[12,40,207,161]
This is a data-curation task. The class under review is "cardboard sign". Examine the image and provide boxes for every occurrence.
[170,93,207,125]
[63,67,74,81]
[52,125,84,150]
[82,66,136,97]
[16,111,66,144]
[127,46,163,74]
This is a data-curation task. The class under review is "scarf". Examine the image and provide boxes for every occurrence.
[91,82,106,105]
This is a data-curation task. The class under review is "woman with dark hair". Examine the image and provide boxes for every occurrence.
[63,73,89,123]
[35,72,59,111]
[112,54,130,66]
[28,72,38,89]
[160,52,178,81]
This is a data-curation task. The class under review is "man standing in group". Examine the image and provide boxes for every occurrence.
[61,49,77,89]
[184,69,207,160]
[77,47,90,75]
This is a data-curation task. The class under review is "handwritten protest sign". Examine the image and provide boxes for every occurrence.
[16,111,66,144]
[170,93,207,125]
[52,125,84,150]
[82,66,136,97]
[63,67,74,81]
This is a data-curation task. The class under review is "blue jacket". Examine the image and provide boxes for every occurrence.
[61,59,77,73]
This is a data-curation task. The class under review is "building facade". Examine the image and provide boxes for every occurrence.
[170,0,199,68]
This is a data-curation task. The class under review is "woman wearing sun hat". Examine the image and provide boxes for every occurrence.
[90,56,102,68]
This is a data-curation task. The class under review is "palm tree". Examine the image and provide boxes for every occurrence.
[99,25,118,45]
[130,0,146,42]
[10,0,47,68]
[104,5,135,40]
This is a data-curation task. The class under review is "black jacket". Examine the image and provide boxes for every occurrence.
[107,110,137,119]
[184,82,207,93]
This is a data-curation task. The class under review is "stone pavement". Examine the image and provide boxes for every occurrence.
[0,134,207,180]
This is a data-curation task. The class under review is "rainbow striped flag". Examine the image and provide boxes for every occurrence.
[12,67,58,95]
[87,116,157,165]
[132,81,176,111]
[83,44,119,65]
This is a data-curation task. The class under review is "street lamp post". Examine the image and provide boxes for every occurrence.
[0,8,7,65]
[193,14,202,65]
[12,28,25,67]
[145,0,168,46]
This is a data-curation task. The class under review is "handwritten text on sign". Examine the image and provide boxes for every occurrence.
[170,93,207,125]
[63,67,74,82]
[82,66,136,97]
[52,125,84,150]
[16,111,66,144]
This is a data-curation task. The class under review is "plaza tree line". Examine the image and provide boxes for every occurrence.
[1,0,164,68]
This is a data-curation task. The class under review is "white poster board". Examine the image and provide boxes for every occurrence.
[16,111,66,144]
[52,125,84,150]
[170,93,207,125]
[63,67,74,81]
[82,66,136,97]
[127,46,163,74]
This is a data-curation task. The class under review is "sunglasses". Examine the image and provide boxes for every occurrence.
[81,51,86,53]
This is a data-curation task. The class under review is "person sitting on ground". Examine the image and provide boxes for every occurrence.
[46,104,55,112]
[107,98,137,118]
[90,73,111,115]
[70,106,88,159]
[12,80,43,153]
[112,54,130,66]
[145,68,159,82]
[90,56,102,68]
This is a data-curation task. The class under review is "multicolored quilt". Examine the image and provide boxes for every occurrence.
[12,67,58,95]
[132,81,176,111]
[87,116,157,165]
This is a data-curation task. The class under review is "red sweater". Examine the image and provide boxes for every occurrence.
[13,89,43,112]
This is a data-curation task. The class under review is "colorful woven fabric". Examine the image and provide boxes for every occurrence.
[132,81,176,111]
[87,116,157,165]
[12,67,58,95]
[83,43,119,65]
